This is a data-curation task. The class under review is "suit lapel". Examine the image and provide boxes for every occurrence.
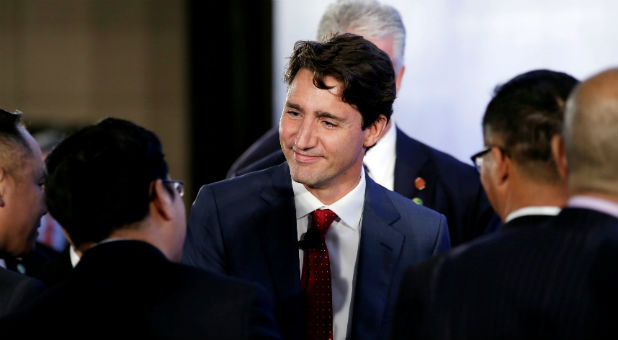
[394,128,429,199]
[256,163,303,339]
[351,176,404,339]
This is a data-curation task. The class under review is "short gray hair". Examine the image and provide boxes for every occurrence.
[317,0,406,73]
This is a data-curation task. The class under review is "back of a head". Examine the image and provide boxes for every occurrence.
[317,0,406,71]
[564,68,618,196]
[45,118,169,248]
[483,70,579,183]
[285,33,396,129]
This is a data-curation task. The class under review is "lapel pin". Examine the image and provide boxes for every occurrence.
[17,263,27,275]
[412,197,423,205]
[414,177,426,191]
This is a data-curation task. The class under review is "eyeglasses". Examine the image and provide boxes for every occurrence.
[163,179,185,197]
[470,145,509,172]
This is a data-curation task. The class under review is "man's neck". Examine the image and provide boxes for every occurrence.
[305,182,361,206]
[502,181,567,220]
[302,168,364,206]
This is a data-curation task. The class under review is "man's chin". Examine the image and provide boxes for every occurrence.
[290,167,317,186]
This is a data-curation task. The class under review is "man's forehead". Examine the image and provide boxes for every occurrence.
[19,128,45,174]
[288,69,343,96]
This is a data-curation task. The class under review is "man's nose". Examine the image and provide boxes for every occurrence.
[294,118,316,150]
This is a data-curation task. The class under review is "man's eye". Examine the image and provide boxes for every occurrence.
[323,120,337,128]
[287,111,300,117]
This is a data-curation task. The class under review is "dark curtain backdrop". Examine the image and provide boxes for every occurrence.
[188,0,272,193]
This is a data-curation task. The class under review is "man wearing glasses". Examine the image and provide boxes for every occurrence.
[469,69,578,225]
[392,69,580,339]
[0,118,279,339]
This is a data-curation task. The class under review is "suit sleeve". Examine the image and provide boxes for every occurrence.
[4,276,46,317]
[432,214,451,254]
[182,185,227,274]
[249,283,282,339]
[391,255,444,340]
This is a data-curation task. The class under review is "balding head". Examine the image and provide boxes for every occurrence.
[563,68,618,197]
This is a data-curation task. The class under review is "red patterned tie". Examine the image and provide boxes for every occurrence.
[301,209,338,340]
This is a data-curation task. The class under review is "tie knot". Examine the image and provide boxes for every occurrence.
[311,209,338,233]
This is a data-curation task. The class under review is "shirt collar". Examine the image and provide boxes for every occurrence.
[69,245,81,268]
[505,206,561,223]
[568,195,618,218]
[292,169,366,229]
[363,120,397,176]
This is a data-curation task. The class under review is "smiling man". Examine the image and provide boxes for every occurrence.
[183,34,450,340]
[0,109,47,317]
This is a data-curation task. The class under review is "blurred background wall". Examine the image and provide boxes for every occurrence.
[1,0,616,206]
[0,0,272,207]
[273,0,618,163]
[0,0,191,200]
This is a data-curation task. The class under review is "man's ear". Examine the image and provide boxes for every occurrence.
[492,147,511,186]
[151,179,174,221]
[551,134,568,181]
[363,114,388,148]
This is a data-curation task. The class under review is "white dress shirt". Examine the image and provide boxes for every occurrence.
[292,170,366,340]
[69,245,81,268]
[505,206,561,223]
[363,120,397,191]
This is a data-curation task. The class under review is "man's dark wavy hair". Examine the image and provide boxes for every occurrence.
[285,33,396,129]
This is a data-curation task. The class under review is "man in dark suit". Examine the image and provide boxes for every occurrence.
[0,109,47,316]
[392,68,617,339]
[0,118,280,339]
[227,0,499,247]
[184,34,450,340]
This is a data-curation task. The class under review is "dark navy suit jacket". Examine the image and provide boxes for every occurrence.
[227,127,499,246]
[184,162,451,340]
[0,240,280,339]
[392,208,618,339]
[0,267,45,318]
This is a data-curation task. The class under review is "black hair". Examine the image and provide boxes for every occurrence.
[483,69,578,180]
[285,33,396,129]
[45,118,170,247]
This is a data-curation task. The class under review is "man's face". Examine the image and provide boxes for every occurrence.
[279,68,372,195]
[0,127,47,256]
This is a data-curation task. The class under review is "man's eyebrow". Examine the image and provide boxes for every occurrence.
[316,111,344,122]
[285,102,303,111]
[285,102,344,122]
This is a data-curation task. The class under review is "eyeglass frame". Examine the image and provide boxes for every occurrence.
[470,145,510,171]
[162,179,185,197]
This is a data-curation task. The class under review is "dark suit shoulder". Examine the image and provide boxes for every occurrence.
[227,127,281,178]
[235,150,286,177]
[203,163,283,200]
[399,131,479,188]
[384,185,444,218]
[382,184,447,230]
[396,130,499,245]
[0,268,46,318]
[366,177,450,250]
